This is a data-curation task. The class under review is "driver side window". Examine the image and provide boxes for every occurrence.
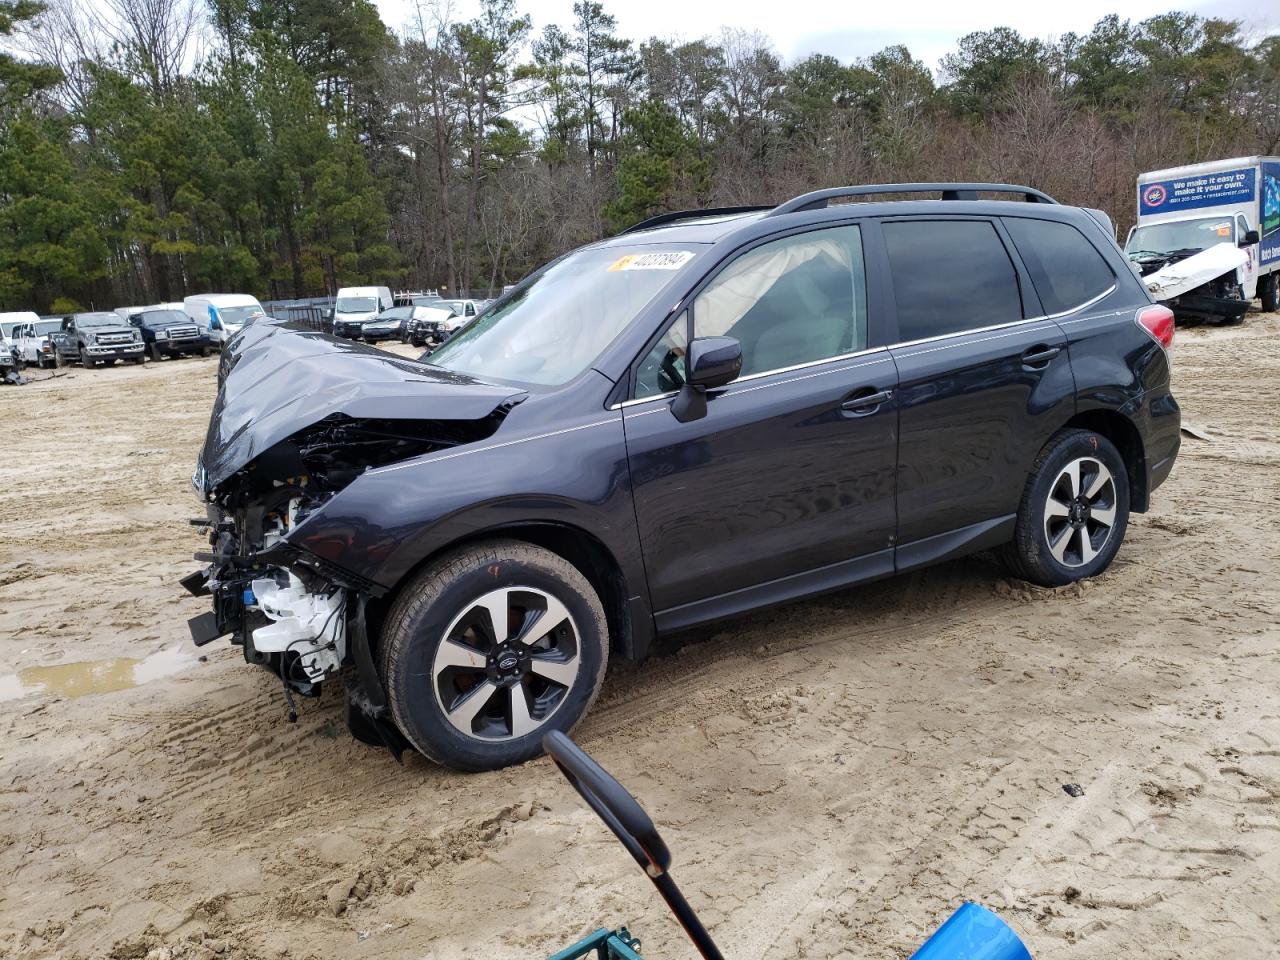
[694,226,866,377]
[634,311,689,400]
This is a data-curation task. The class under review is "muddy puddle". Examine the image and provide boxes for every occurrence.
[0,646,196,703]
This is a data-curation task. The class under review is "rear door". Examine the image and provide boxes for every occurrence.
[876,216,1075,563]
[623,222,900,627]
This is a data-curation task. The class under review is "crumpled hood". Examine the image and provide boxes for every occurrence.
[1142,242,1248,300]
[198,319,526,492]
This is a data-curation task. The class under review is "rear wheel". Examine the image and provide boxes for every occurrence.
[1001,429,1130,587]
[380,539,609,771]
[1261,274,1279,313]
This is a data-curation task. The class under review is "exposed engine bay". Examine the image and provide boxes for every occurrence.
[181,319,526,746]
[1130,242,1250,323]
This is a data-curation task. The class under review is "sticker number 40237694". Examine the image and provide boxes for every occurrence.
[609,251,694,271]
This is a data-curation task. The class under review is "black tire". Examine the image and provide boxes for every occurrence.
[200,346,211,357]
[148,343,163,361]
[1261,274,1279,313]
[1001,428,1130,587]
[380,539,609,771]
[79,347,94,368]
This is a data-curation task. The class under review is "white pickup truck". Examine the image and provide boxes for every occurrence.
[1126,156,1280,322]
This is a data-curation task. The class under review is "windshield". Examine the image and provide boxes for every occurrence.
[419,306,456,322]
[78,313,123,327]
[426,243,697,386]
[336,297,377,313]
[35,320,61,335]
[219,305,262,326]
[412,296,441,307]
[138,309,187,325]
[1127,217,1235,257]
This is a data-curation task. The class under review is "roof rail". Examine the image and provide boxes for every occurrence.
[766,183,1058,218]
[622,205,775,234]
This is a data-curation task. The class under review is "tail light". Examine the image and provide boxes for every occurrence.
[1136,304,1174,350]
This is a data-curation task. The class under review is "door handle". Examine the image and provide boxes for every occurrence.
[841,388,894,414]
[1021,345,1062,368]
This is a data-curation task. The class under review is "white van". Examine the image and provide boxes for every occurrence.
[332,286,393,338]
[184,293,267,346]
[1,311,58,368]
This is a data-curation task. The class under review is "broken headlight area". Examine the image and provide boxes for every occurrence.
[183,412,508,731]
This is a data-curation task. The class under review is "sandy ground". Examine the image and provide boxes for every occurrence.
[0,321,1277,960]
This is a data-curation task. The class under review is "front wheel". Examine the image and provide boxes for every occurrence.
[1001,429,1130,587]
[380,540,609,771]
[79,347,94,368]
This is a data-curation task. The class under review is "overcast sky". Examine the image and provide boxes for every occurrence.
[372,0,1280,73]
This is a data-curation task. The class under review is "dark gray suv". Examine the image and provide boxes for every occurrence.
[185,183,1180,770]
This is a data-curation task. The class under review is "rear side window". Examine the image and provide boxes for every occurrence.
[882,220,1022,342]
[1004,217,1115,315]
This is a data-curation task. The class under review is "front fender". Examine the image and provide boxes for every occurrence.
[285,411,645,600]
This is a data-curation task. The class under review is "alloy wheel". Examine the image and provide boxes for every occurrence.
[431,586,581,741]
[1043,456,1118,568]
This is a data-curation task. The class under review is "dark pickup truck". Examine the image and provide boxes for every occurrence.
[52,312,145,367]
[125,307,213,360]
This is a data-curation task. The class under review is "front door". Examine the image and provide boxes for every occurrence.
[623,223,899,628]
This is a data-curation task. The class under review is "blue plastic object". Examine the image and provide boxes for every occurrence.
[909,902,1032,960]
[242,587,255,606]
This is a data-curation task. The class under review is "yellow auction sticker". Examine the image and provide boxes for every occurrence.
[609,251,695,271]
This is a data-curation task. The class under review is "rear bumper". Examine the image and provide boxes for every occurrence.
[1143,389,1181,503]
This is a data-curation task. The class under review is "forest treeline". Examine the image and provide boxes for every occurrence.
[0,0,1278,311]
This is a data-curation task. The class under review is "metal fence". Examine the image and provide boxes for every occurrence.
[261,298,334,332]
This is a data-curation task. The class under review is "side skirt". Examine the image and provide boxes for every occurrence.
[651,515,1016,637]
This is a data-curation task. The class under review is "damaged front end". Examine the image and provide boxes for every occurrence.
[182,320,525,751]
[1131,243,1250,323]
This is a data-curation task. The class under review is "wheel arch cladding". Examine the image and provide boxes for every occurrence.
[1061,409,1149,512]
[367,521,637,664]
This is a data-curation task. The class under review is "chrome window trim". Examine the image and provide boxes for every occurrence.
[890,283,1119,355]
[612,345,884,410]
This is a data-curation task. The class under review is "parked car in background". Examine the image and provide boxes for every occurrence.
[0,325,19,380]
[185,182,1180,771]
[1,311,40,343]
[126,306,214,360]
[184,294,266,347]
[354,305,441,342]
[332,286,393,338]
[8,316,62,368]
[405,304,459,347]
[52,312,145,367]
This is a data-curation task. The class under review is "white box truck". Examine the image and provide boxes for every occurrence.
[1125,156,1280,322]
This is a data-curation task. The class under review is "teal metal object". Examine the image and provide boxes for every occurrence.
[548,927,644,960]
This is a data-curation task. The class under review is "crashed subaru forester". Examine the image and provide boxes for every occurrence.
[184,184,1180,771]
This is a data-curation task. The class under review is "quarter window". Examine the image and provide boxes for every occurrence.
[882,220,1022,341]
[1003,217,1116,316]
[693,225,867,378]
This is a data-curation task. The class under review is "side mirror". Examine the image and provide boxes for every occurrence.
[671,336,742,423]
[1241,229,1260,246]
